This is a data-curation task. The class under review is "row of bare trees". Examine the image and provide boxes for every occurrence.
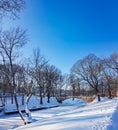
[0,28,64,123]
[0,0,65,124]
[0,0,118,124]
[0,0,67,124]
[71,53,118,101]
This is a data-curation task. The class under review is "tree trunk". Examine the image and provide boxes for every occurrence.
[47,92,50,103]
[72,86,75,101]
[40,95,43,104]
[11,94,14,104]
[97,94,101,102]
[14,93,26,125]
[108,85,112,98]
[40,87,43,104]
[25,94,32,124]
[96,88,101,102]
[47,80,51,103]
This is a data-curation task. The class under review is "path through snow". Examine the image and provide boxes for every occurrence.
[0,98,118,130]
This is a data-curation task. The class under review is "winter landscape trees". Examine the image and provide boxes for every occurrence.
[71,53,118,101]
[0,0,118,128]
[0,26,28,124]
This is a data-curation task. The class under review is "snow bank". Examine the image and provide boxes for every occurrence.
[4,96,60,113]
[62,98,87,107]
[12,98,118,130]
[107,102,118,130]
[1,98,118,130]
[92,97,112,103]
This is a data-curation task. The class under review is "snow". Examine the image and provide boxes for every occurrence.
[0,97,118,130]
[107,105,118,130]
[62,98,87,106]
[4,96,59,113]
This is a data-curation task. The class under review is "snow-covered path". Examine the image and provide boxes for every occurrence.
[0,112,24,130]
[0,98,118,130]
[14,98,118,130]
[0,106,76,130]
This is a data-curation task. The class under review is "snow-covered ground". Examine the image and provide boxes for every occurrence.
[0,97,118,130]
[4,96,59,113]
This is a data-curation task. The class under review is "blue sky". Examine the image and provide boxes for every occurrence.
[3,0,118,74]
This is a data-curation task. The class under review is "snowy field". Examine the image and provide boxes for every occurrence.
[3,96,59,113]
[0,97,118,130]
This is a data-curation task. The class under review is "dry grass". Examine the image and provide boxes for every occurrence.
[81,97,94,102]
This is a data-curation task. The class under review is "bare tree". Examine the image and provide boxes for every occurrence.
[44,64,62,103]
[102,69,116,98]
[23,78,34,123]
[102,53,118,97]
[69,74,80,100]
[0,0,26,19]
[30,48,48,104]
[69,74,76,101]
[63,74,70,98]
[71,54,103,101]
[51,69,63,97]
[0,63,10,105]
[15,61,34,123]
[0,27,27,124]
[56,75,65,98]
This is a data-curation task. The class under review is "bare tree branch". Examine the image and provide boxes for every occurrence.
[0,0,26,19]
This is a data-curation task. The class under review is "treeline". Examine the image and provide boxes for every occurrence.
[0,0,118,125]
[0,0,69,124]
[0,26,67,124]
[70,53,118,101]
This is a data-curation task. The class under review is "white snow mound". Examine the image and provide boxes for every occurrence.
[62,98,87,106]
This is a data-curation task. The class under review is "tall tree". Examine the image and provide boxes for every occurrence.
[69,74,78,101]
[17,61,34,123]
[30,48,48,104]
[103,53,118,97]
[44,64,62,103]
[56,75,65,98]
[0,27,27,124]
[71,54,103,101]
[102,68,116,98]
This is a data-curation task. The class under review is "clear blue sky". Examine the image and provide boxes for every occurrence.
[3,0,118,74]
